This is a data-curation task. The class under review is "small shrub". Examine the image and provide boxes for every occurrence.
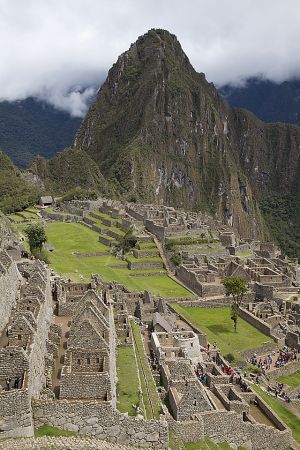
[247,364,262,375]
[170,252,182,266]
[224,353,235,363]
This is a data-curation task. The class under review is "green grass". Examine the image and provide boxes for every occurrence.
[131,320,161,419]
[276,370,300,388]
[44,222,192,297]
[251,384,300,443]
[173,305,275,360]
[126,254,162,263]
[34,425,76,437]
[91,210,121,223]
[8,214,25,222]
[116,344,140,415]
[169,433,246,450]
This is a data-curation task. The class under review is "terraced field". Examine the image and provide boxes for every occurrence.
[44,221,192,297]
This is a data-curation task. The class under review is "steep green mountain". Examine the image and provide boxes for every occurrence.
[0,97,82,168]
[0,151,39,213]
[29,148,109,196]
[35,29,300,256]
[220,78,300,125]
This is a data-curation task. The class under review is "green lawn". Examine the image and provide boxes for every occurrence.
[276,370,300,389]
[45,222,192,297]
[251,384,300,443]
[35,424,76,437]
[169,434,246,450]
[131,320,161,419]
[173,305,274,360]
[116,344,140,416]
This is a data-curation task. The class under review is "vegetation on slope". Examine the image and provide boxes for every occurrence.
[260,192,300,258]
[0,151,39,213]
[29,148,109,196]
[0,97,81,168]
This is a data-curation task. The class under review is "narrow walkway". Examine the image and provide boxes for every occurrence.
[52,315,71,397]
[108,301,117,408]
[206,389,225,411]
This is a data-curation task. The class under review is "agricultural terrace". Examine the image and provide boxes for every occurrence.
[44,222,192,298]
[173,305,275,361]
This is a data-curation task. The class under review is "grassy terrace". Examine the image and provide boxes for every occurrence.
[173,305,274,360]
[91,210,121,222]
[116,344,140,416]
[43,222,192,297]
[276,370,300,388]
[86,214,125,235]
[169,434,246,450]
[35,425,76,437]
[251,384,300,443]
[130,320,161,419]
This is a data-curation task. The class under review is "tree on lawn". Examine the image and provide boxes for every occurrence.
[116,226,137,255]
[24,223,47,252]
[222,276,247,333]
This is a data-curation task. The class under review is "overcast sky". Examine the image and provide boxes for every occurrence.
[1,0,300,116]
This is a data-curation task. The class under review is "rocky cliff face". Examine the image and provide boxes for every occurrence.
[75,29,272,238]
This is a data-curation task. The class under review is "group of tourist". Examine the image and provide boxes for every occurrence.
[250,353,273,370]
[267,383,291,402]
[195,364,208,384]
[274,347,299,368]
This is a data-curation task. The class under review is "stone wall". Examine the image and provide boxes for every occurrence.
[127,260,164,270]
[238,307,273,338]
[145,220,166,241]
[0,253,19,334]
[267,361,300,377]
[60,372,111,400]
[27,270,53,398]
[33,400,168,448]
[0,389,33,438]
[168,409,291,450]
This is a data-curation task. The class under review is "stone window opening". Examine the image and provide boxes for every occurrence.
[96,357,100,364]
[193,399,197,406]
[18,335,21,340]
[191,342,193,347]
[87,357,90,365]
[77,359,81,365]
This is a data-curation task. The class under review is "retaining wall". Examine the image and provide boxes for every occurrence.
[33,400,168,448]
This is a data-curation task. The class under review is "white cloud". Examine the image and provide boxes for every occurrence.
[37,87,96,117]
[0,0,300,115]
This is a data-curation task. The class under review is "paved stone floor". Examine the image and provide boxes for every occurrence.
[0,436,137,449]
